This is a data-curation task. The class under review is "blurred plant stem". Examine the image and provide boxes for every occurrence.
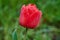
[24,28,28,40]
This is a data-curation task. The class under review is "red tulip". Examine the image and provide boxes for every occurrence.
[19,4,42,29]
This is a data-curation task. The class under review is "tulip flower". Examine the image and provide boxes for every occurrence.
[19,4,42,29]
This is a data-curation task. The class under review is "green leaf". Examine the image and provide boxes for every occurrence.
[12,29,17,40]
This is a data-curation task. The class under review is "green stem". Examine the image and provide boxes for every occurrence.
[24,28,28,40]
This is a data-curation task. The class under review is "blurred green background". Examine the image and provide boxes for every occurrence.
[0,0,60,40]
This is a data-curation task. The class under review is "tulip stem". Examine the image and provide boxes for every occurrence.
[24,28,28,40]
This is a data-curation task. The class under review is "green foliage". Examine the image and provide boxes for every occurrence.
[12,29,17,40]
[0,0,60,40]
